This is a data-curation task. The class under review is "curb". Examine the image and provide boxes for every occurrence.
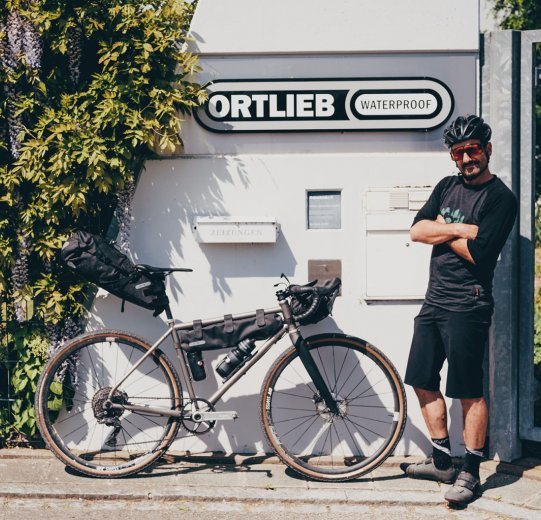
[0,485,539,519]
[1,449,540,481]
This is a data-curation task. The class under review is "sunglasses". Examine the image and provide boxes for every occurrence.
[450,143,485,162]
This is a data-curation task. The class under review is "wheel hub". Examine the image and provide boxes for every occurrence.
[92,386,128,422]
[314,393,348,422]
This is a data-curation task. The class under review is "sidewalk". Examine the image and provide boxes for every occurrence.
[0,449,540,519]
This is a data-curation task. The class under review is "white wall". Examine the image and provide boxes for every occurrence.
[88,0,480,456]
[190,0,479,53]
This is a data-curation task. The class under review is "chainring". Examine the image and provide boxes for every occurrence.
[181,398,216,435]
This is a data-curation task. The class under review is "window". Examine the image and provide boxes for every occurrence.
[307,191,341,230]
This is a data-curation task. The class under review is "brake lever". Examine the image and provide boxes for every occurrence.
[274,272,291,288]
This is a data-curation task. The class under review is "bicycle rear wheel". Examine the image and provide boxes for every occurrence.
[35,330,182,478]
[260,334,406,481]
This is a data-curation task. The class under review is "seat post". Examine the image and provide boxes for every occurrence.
[165,305,173,321]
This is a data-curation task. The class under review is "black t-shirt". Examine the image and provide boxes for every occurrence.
[412,174,517,311]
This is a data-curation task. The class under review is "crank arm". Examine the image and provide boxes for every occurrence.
[192,410,238,422]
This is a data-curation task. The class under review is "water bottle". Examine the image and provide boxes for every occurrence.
[216,339,256,380]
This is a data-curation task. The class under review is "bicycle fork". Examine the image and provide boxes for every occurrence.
[279,301,340,415]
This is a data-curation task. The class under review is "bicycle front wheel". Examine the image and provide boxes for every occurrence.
[35,330,182,478]
[260,334,406,481]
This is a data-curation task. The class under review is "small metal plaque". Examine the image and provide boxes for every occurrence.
[308,260,342,294]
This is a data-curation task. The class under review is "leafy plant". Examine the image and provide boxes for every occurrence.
[0,0,204,444]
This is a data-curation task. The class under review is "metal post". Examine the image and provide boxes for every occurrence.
[518,30,541,443]
[482,30,522,461]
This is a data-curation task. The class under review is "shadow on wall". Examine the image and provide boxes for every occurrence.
[170,328,407,460]
[130,156,297,302]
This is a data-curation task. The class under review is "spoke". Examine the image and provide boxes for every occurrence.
[332,346,337,393]
[52,406,92,426]
[120,428,133,460]
[290,415,321,451]
[344,415,386,440]
[65,361,100,392]
[130,412,168,429]
[316,423,332,465]
[342,416,370,445]
[122,366,161,393]
[54,415,97,442]
[274,390,314,400]
[273,413,318,425]
[348,391,394,403]
[130,379,170,399]
[272,406,316,412]
[347,376,388,401]
[101,342,105,390]
[287,358,318,396]
[340,360,379,400]
[86,345,104,389]
[332,421,347,463]
[114,340,119,383]
[280,412,320,439]
[83,418,99,457]
[122,415,161,446]
[342,415,365,456]
[347,413,394,426]
[120,344,137,383]
[333,346,350,394]
[119,420,142,453]
[315,347,333,395]
[348,403,392,409]
[329,421,335,467]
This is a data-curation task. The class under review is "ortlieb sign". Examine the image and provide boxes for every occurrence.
[194,78,454,133]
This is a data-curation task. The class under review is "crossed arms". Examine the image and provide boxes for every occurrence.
[410,217,477,264]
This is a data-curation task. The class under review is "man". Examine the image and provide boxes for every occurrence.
[401,115,517,506]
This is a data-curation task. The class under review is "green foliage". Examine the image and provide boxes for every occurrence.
[0,0,204,444]
[0,323,48,442]
[490,1,541,30]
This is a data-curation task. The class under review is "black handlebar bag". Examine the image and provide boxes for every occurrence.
[290,278,341,325]
[61,230,169,316]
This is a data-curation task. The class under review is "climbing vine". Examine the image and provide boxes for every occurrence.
[0,0,205,444]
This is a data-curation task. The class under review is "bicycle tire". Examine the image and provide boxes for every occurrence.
[35,330,182,478]
[260,333,406,481]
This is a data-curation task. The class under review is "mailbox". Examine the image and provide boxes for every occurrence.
[192,216,280,243]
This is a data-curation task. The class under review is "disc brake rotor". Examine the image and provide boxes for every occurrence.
[314,392,348,423]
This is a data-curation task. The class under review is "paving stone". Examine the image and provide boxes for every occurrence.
[0,450,539,518]
[480,472,541,506]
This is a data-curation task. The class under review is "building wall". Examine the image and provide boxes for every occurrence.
[88,0,480,456]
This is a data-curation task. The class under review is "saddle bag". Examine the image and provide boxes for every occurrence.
[60,230,169,316]
[181,310,283,351]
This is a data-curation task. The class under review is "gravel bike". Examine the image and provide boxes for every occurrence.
[35,267,406,481]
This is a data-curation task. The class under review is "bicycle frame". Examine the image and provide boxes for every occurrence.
[107,298,339,417]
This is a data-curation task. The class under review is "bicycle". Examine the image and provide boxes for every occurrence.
[35,268,406,481]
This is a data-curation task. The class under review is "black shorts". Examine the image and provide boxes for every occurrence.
[404,303,492,399]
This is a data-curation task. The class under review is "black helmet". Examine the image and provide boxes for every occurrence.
[443,115,492,148]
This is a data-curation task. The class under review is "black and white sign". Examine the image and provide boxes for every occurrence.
[194,78,454,133]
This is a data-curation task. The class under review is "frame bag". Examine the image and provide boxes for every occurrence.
[181,310,283,351]
[61,230,169,316]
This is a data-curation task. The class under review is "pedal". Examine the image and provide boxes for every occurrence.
[192,410,238,422]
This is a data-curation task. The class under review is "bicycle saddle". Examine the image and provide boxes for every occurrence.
[136,264,193,274]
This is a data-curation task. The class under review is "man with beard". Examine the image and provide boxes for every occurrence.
[400,115,517,506]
